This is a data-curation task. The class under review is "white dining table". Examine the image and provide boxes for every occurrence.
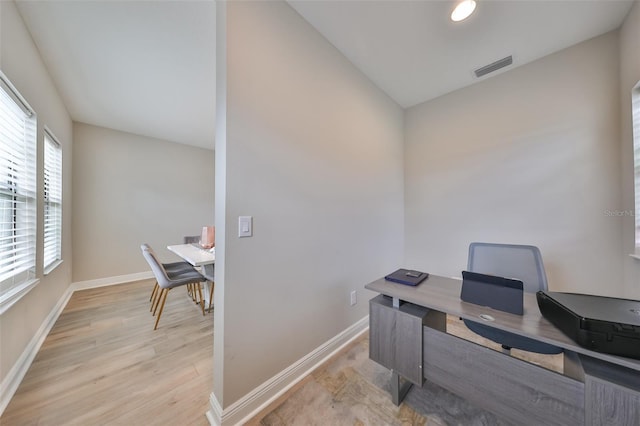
[167,244,215,278]
[167,243,215,310]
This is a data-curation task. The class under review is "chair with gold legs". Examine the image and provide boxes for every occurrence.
[142,247,207,330]
[141,244,196,309]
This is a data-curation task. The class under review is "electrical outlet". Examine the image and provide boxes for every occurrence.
[350,290,357,306]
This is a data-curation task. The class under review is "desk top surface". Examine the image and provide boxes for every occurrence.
[167,244,215,266]
[365,275,640,371]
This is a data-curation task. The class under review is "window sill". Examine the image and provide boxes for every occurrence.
[631,253,640,261]
[0,278,40,315]
[44,259,63,275]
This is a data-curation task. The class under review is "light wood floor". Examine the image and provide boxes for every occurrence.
[1,279,213,426]
[244,316,563,425]
[2,280,564,426]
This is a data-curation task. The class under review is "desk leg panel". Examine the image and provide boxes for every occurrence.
[369,299,397,371]
[369,296,431,387]
[422,327,584,426]
[581,355,640,426]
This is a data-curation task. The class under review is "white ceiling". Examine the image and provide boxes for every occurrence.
[290,0,634,108]
[16,0,217,149]
[15,1,634,151]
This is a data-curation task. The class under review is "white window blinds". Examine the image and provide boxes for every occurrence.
[633,86,640,248]
[44,130,62,271]
[0,76,37,297]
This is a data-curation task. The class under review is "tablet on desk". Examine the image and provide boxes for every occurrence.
[461,271,524,315]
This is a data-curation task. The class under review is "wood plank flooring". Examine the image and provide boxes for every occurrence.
[246,316,563,425]
[2,280,564,426]
[1,279,213,426]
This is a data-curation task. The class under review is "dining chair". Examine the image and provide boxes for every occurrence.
[182,236,215,311]
[141,243,196,272]
[181,236,213,305]
[183,235,200,244]
[141,244,196,307]
[141,246,207,329]
[463,242,563,354]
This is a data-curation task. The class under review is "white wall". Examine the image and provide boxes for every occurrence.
[404,32,624,297]
[72,123,215,282]
[214,0,404,408]
[0,0,73,386]
[620,0,640,300]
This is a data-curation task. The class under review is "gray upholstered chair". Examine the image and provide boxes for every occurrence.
[183,235,200,244]
[182,236,215,311]
[141,244,195,305]
[463,242,562,354]
[141,246,207,329]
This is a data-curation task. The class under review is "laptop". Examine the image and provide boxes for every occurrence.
[461,271,524,315]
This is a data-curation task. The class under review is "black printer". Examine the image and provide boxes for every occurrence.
[537,291,640,360]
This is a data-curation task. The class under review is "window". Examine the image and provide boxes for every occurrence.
[634,83,640,250]
[0,73,37,312]
[44,129,62,272]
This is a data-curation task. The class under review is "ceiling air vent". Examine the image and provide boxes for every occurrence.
[474,55,513,78]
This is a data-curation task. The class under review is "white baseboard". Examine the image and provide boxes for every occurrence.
[2,272,368,425]
[0,271,153,416]
[0,284,74,415]
[207,393,224,426]
[71,271,154,292]
[207,316,370,426]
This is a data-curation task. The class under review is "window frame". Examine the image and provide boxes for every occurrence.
[43,127,63,274]
[0,71,38,315]
[633,81,640,256]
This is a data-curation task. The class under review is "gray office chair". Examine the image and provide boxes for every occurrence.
[141,245,207,329]
[463,242,562,354]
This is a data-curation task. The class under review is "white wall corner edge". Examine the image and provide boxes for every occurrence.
[207,316,370,426]
[0,271,154,416]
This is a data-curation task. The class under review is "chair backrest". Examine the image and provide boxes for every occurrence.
[141,244,170,288]
[141,243,159,258]
[467,242,548,293]
[184,236,200,244]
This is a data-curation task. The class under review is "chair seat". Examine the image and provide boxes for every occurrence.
[165,263,198,278]
[163,261,195,272]
[163,269,206,289]
[464,320,563,354]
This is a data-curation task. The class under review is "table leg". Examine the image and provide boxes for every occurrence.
[202,264,214,281]
[391,371,413,406]
[200,264,215,312]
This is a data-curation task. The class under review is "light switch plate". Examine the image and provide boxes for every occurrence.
[239,216,252,237]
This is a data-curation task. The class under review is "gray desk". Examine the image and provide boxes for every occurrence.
[366,275,640,425]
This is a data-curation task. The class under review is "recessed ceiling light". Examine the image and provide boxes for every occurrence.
[451,0,477,22]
